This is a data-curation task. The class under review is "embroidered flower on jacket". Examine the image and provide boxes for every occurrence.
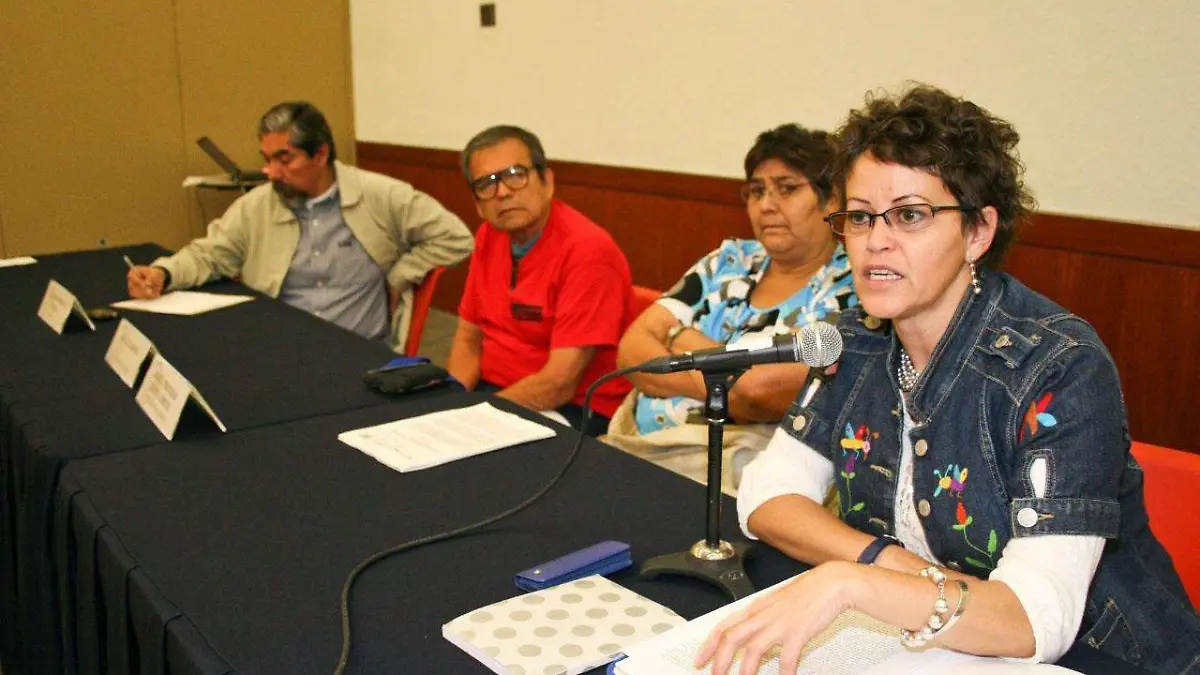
[1019,392,1058,441]
[933,464,968,498]
[931,462,998,571]
[838,423,878,516]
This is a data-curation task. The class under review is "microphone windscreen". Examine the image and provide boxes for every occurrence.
[798,320,843,368]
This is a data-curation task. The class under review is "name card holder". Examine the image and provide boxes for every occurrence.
[104,319,156,388]
[37,279,96,334]
[135,354,228,440]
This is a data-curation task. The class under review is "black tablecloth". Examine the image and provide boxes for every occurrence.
[0,245,404,675]
[53,392,1143,675]
[55,393,798,675]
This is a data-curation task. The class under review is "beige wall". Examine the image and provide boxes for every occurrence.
[0,0,355,258]
[350,0,1200,231]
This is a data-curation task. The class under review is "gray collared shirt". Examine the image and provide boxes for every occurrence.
[278,183,389,341]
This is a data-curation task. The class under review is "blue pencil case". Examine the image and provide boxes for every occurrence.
[514,541,633,592]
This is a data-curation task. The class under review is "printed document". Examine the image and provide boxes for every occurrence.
[617,574,1073,675]
[111,290,254,316]
[338,402,557,472]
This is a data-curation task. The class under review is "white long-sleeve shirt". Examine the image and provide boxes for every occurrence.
[737,405,1104,663]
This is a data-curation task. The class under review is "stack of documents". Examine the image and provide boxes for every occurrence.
[338,402,557,472]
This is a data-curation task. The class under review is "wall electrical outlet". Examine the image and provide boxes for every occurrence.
[480,3,496,28]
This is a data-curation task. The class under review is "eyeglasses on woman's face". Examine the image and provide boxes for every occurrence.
[825,203,976,236]
[740,180,810,204]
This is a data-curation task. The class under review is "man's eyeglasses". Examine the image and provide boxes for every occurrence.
[470,164,532,200]
[825,204,976,236]
[740,181,809,203]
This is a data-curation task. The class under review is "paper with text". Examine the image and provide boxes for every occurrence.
[37,279,95,334]
[616,574,1072,675]
[0,256,37,268]
[104,319,156,387]
[136,355,191,439]
[135,354,226,439]
[111,291,254,316]
[338,402,557,472]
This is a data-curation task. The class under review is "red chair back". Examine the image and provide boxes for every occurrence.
[1132,441,1200,606]
[405,266,446,357]
[629,285,662,322]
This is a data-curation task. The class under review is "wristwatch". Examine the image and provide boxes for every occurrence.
[856,534,901,565]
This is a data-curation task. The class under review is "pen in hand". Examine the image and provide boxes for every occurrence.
[123,254,159,298]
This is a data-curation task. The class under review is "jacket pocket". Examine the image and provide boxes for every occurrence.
[1080,598,1143,666]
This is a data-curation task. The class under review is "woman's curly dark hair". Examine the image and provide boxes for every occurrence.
[829,84,1037,268]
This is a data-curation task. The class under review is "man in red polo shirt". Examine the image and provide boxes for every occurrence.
[447,126,633,436]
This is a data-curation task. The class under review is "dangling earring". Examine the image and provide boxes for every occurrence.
[969,259,982,295]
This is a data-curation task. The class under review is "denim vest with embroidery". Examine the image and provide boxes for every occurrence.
[784,271,1200,674]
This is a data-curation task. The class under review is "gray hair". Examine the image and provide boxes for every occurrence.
[461,125,547,181]
[258,101,337,162]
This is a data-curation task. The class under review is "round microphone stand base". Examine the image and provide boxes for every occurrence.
[639,369,758,601]
[640,540,756,600]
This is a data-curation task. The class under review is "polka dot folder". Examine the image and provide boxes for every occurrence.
[442,575,685,675]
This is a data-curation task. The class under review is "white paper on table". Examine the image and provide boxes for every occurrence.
[0,256,37,268]
[617,573,1073,675]
[111,290,254,316]
[104,319,156,387]
[338,402,557,472]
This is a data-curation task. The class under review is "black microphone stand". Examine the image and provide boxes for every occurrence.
[639,365,755,600]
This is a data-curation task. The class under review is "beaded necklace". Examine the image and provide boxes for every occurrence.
[898,348,921,392]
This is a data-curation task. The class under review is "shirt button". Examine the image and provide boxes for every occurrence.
[792,416,806,431]
[918,499,931,517]
[914,439,928,457]
[1017,507,1039,528]
[863,316,882,330]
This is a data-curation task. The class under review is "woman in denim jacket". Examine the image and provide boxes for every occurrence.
[696,85,1200,675]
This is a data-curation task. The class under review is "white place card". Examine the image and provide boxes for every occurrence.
[104,319,156,387]
[135,354,227,440]
[37,279,95,334]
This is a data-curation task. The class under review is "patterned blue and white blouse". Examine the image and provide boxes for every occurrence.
[634,238,856,434]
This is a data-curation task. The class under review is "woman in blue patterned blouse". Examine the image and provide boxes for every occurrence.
[606,124,857,493]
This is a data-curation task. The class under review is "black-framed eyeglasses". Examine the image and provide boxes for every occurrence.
[740,180,810,203]
[825,204,977,236]
[470,164,532,200]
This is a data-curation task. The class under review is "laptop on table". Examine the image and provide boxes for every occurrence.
[196,136,268,183]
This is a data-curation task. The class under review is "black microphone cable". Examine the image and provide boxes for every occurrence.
[331,365,643,675]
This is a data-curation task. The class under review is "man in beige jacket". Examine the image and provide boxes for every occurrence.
[126,101,473,352]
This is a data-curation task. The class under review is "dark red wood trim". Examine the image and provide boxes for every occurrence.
[357,141,746,205]
[359,141,1200,267]
[1020,213,1200,268]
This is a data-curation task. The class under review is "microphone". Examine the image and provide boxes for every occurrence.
[636,320,843,374]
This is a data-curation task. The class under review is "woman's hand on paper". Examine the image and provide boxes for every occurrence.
[694,561,858,675]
